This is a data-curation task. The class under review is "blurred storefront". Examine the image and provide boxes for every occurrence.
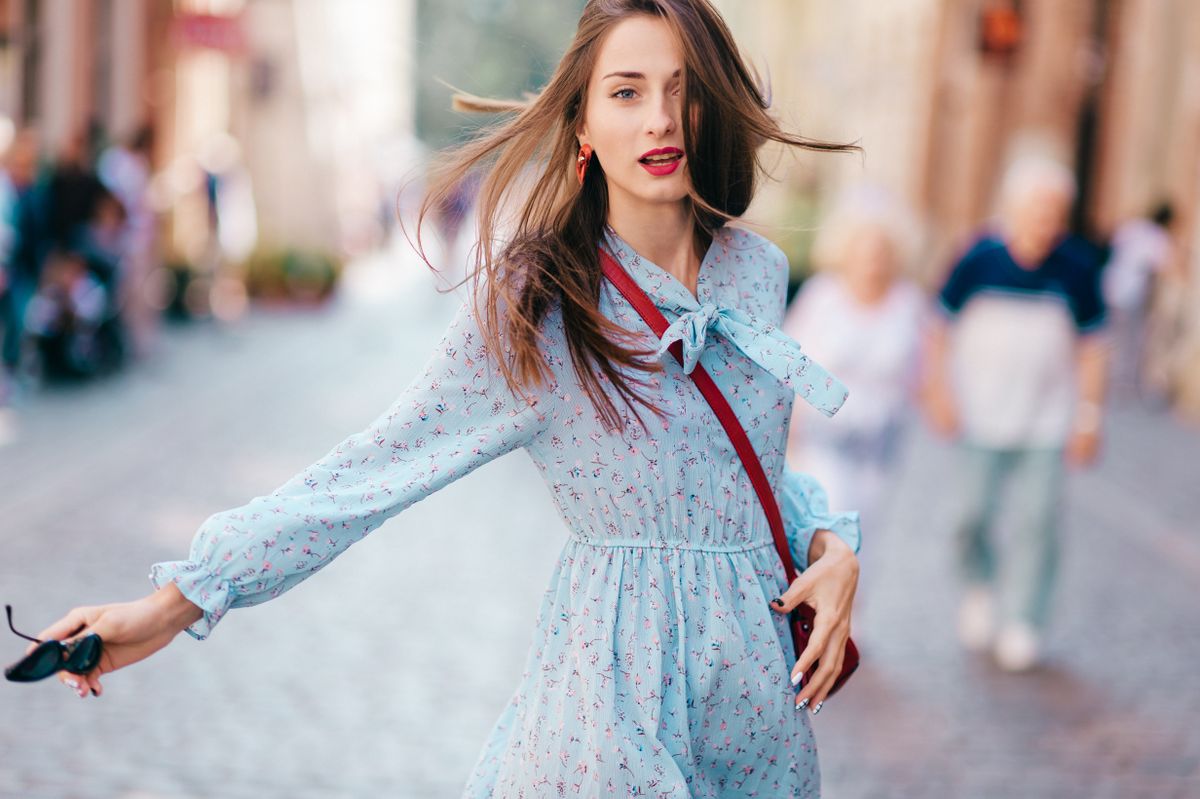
[0,0,416,319]
[719,0,1200,420]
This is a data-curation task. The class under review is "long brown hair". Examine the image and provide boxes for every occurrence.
[413,0,858,432]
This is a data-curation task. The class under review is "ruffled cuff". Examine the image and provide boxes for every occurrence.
[779,469,861,572]
[148,560,234,641]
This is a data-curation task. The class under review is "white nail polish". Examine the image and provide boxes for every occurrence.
[65,679,79,689]
[790,672,802,687]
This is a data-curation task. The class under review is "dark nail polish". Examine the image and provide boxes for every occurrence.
[90,688,98,697]
[771,597,784,607]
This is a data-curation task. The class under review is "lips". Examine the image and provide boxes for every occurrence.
[638,147,684,176]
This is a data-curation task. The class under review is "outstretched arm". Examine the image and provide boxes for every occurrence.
[26,300,550,699]
[151,300,549,640]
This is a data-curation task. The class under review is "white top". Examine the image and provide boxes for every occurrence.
[1102,218,1172,311]
[950,293,1079,447]
[782,273,925,438]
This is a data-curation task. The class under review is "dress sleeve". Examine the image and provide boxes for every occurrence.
[779,468,861,572]
[149,299,548,640]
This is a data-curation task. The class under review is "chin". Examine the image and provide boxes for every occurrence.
[629,180,690,205]
[607,170,689,205]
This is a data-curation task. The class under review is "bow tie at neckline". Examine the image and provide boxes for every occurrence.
[602,228,849,418]
[656,302,742,373]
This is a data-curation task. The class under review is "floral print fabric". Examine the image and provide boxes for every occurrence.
[149,225,860,797]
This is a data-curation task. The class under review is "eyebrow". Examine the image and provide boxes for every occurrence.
[601,69,682,80]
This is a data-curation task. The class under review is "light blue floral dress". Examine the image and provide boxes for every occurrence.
[150,225,860,798]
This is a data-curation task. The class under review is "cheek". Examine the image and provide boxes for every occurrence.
[590,113,636,151]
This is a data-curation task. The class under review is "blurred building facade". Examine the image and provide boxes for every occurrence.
[719,0,1200,419]
[0,0,416,281]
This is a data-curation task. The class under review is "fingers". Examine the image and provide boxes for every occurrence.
[775,585,850,713]
[82,670,103,697]
[790,613,833,686]
[26,607,91,654]
[60,673,101,698]
[794,633,846,711]
[768,575,836,703]
[768,572,813,616]
[56,644,104,699]
[26,606,106,698]
[59,672,93,699]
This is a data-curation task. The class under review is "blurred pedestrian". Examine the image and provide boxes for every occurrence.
[783,185,925,575]
[923,154,1108,672]
[0,133,19,445]
[24,248,112,380]
[45,132,106,252]
[1101,201,1179,402]
[72,187,130,372]
[1,130,51,389]
[99,125,159,360]
[18,2,864,796]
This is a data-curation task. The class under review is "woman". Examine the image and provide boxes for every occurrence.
[22,1,862,794]
[783,185,924,566]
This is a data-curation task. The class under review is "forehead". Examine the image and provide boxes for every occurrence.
[592,15,683,79]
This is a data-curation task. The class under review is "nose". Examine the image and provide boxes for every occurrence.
[644,90,678,138]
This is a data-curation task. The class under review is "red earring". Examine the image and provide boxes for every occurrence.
[576,144,593,185]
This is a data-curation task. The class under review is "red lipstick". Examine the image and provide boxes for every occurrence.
[638,147,684,176]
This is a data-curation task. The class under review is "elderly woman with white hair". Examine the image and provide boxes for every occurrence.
[923,154,1108,672]
[782,185,926,591]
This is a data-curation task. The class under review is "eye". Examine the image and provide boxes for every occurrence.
[611,88,637,100]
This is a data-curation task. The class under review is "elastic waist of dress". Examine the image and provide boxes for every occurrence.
[567,535,776,554]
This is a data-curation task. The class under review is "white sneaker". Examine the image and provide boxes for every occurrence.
[994,623,1041,672]
[957,587,995,652]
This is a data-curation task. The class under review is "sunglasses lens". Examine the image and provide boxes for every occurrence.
[4,641,64,683]
[63,635,102,674]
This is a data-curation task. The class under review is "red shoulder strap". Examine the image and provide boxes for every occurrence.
[598,248,800,584]
[599,246,861,690]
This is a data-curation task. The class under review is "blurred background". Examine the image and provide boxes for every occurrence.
[0,1,1196,797]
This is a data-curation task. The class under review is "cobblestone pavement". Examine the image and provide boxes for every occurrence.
[1,244,1197,798]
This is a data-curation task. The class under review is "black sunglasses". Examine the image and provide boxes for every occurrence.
[4,604,103,683]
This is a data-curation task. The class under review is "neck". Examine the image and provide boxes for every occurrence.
[607,196,700,294]
[1007,239,1049,270]
[845,279,890,307]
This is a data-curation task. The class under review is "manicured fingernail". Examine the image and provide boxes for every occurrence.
[790,671,803,687]
[771,597,784,607]
[64,678,79,690]
[90,688,98,697]
[796,698,809,710]
[812,702,824,715]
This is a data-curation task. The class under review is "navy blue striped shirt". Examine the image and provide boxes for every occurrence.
[938,235,1107,333]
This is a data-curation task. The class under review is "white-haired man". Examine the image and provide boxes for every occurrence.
[923,156,1108,671]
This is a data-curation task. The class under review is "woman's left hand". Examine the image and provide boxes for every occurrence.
[768,529,859,712]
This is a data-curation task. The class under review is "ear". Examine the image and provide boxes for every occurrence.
[576,110,590,147]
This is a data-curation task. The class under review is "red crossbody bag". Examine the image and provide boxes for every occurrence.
[600,247,859,697]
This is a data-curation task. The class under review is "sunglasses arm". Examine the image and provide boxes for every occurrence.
[5,605,45,644]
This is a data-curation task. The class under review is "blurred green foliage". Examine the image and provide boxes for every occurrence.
[242,247,344,304]
[416,0,587,148]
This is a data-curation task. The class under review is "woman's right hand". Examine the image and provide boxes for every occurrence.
[27,582,203,699]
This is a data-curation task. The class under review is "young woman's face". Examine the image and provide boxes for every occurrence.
[579,15,690,212]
